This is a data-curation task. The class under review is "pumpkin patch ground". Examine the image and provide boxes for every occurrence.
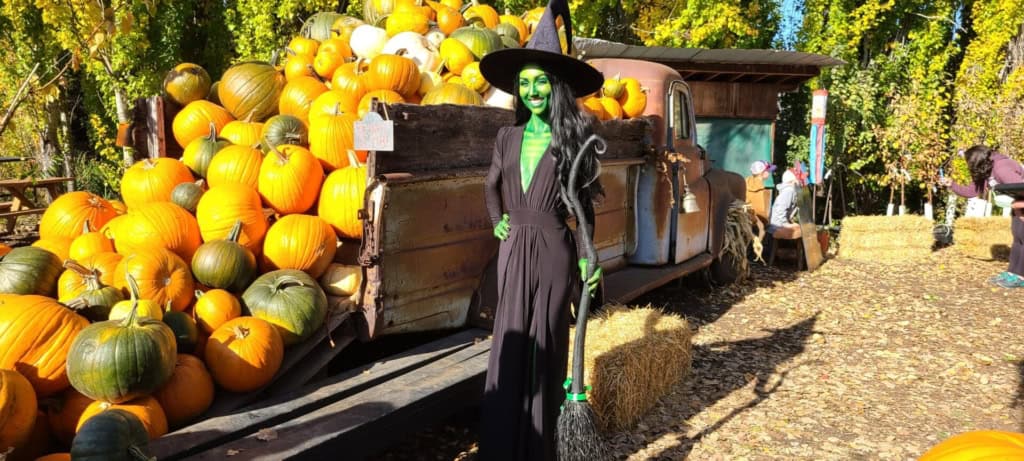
[372,248,1024,460]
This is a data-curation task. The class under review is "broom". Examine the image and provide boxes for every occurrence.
[557,134,608,461]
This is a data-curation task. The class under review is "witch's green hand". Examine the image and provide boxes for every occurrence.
[493,214,510,241]
[578,258,602,295]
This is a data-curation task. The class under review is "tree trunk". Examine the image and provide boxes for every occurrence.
[114,87,135,168]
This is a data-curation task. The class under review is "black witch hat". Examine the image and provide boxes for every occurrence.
[479,0,604,97]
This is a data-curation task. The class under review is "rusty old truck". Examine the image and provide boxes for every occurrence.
[144,56,747,459]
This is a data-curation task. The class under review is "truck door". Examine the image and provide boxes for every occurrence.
[668,81,711,263]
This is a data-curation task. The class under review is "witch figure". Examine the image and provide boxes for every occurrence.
[477,1,605,459]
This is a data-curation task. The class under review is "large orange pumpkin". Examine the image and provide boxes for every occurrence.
[77,396,168,441]
[329,62,369,115]
[284,54,317,82]
[219,114,264,147]
[258,145,324,215]
[39,191,118,241]
[114,248,195,313]
[319,161,367,240]
[308,109,360,172]
[193,289,241,334]
[287,36,319,57]
[57,251,122,301]
[421,82,483,105]
[114,202,202,263]
[30,237,71,262]
[362,53,420,98]
[67,220,114,261]
[919,430,1024,460]
[279,76,329,123]
[172,100,234,148]
[195,183,268,254]
[357,89,405,119]
[617,77,648,118]
[164,63,212,106]
[0,369,37,455]
[205,144,264,190]
[152,354,215,429]
[261,214,337,278]
[0,295,89,397]
[120,157,195,210]
[205,317,284,393]
[45,388,93,447]
[218,61,286,122]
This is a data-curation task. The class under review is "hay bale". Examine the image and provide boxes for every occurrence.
[838,215,933,262]
[568,305,693,433]
[954,216,1012,261]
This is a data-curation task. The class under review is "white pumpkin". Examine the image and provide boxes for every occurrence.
[425,27,446,50]
[350,24,389,60]
[382,32,442,73]
[484,87,516,110]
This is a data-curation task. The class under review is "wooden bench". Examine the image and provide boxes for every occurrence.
[0,177,75,234]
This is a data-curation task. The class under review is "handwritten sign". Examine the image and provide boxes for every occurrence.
[354,112,394,152]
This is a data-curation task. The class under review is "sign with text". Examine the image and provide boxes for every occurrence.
[354,112,394,152]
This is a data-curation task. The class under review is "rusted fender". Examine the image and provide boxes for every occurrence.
[706,168,747,258]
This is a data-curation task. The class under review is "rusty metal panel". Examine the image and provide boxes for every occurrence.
[675,176,711,263]
[592,160,640,273]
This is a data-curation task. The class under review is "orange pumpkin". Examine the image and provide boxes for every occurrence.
[120,157,195,210]
[0,243,10,257]
[67,220,114,261]
[205,317,284,393]
[499,11,528,46]
[279,76,329,123]
[205,144,264,190]
[421,82,483,106]
[0,296,89,397]
[57,252,123,301]
[31,237,71,262]
[0,369,37,454]
[319,160,367,240]
[329,61,369,115]
[39,191,118,241]
[114,202,202,263]
[363,53,420,98]
[463,0,499,28]
[580,95,609,120]
[598,96,624,120]
[45,388,93,446]
[153,354,215,429]
[287,36,319,57]
[172,100,234,148]
[309,109,360,172]
[77,396,168,441]
[357,89,405,119]
[261,214,337,278]
[284,54,317,82]
[313,51,347,80]
[385,9,431,36]
[435,3,464,36]
[193,289,241,334]
[114,248,195,313]
[219,115,265,147]
[195,183,269,254]
[919,430,1024,460]
[258,144,324,215]
[617,77,648,118]
[309,89,358,123]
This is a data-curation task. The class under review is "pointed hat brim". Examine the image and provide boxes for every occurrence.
[479,47,604,97]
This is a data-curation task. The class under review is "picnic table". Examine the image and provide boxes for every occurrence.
[0,176,75,234]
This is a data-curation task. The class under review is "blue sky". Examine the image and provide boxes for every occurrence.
[775,0,804,50]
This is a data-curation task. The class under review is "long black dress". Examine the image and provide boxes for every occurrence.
[479,125,579,461]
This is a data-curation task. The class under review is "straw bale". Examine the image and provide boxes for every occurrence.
[838,215,933,262]
[954,216,1012,261]
[568,305,693,433]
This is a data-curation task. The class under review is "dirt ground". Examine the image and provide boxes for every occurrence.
[373,248,1024,460]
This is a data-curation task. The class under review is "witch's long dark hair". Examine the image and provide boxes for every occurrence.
[965,144,995,193]
[514,72,604,218]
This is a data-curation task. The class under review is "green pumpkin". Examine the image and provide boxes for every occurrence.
[191,220,258,293]
[208,81,221,105]
[62,260,125,321]
[495,23,521,47]
[66,301,177,403]
[451,25,504,60]
[242,269,327,346]
[182,127,229,178]
[300,12,344,41]
[0,245,63,295]
[171,180,205,214]
[361,1,395,28]
[218,61,285,122]
[163,310,199,354]
[261,114,309,151]
[71,409,152,461]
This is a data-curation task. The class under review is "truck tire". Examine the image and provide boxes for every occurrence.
[708,251,744,286]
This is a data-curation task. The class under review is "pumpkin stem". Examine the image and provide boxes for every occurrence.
[195,178,206,190]
[270,142,289,164]
[333,102,342,117]
[233,325,249,340]
[227,220,244,243]
[284,47,297,57]
[206,122,218,141]
[81,219,93,234]
[164,299,173,314]
[64,259,99,278]
[271,274,308,292]
[346,150,362,168]
[64,297,90,312]
[122,273,143,327]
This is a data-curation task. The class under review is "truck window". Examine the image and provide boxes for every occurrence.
[669,82,691,141]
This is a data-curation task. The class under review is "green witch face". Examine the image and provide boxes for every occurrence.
[518,65,551,118]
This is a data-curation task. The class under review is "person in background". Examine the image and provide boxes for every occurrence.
[768,168,803,239]
[746,160,776,227]
[939,144,1024,288]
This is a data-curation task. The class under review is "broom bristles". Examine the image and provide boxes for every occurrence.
[557,401,608,461]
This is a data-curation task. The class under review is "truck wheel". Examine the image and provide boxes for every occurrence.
[709,252,745,286]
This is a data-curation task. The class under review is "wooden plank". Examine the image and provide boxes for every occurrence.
[0,177,74,187]
[0,209,45,219]
[150,328,490,460]
[0,202,12,211]
[203,304,354,417]
[796,186,823,271]
[603,253,714,304]
[185,338,492,460]
[260,321,358,397]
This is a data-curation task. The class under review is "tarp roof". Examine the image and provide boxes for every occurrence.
[574,38,846,85]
